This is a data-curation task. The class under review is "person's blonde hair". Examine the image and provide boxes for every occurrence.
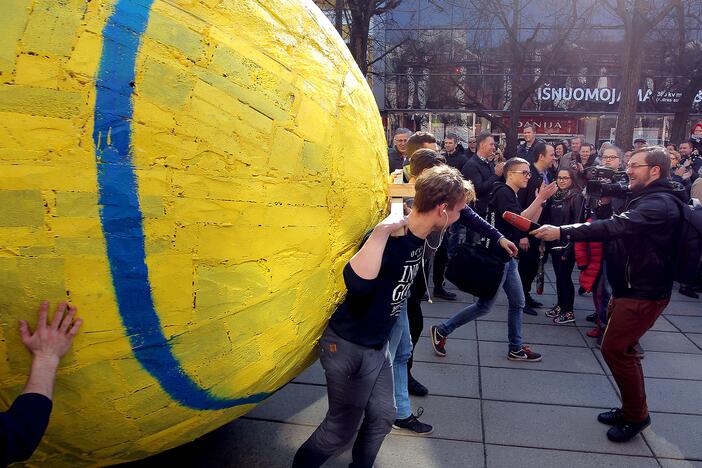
[413,166,466,213]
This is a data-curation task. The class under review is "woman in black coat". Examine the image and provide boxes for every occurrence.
[545,168,584,324]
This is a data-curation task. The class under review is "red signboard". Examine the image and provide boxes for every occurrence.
[503,116,580,135]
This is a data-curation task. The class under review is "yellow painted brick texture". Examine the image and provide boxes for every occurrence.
[0,0,387,466]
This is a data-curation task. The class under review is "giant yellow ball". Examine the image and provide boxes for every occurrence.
[0,0,387,464]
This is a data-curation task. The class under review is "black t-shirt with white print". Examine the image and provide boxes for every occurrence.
[328,230,425,349]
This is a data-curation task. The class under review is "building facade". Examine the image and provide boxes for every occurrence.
[374,0,702,148]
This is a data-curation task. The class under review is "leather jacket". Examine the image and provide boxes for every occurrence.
[560,179,682,300]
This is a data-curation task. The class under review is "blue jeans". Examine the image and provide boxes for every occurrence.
[437,259,524,352]
[387,301,412,419]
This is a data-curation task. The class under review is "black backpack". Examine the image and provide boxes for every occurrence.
[667,196,702,282]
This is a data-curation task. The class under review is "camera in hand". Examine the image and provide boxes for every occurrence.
[584,166,629,199]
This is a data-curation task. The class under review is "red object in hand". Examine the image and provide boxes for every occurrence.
[502,211,541,232]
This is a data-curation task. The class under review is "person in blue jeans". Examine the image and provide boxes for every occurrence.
[388,150,519,435]
[431,157,557,361]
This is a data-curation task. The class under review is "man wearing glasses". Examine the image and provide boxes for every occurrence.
[388,128,412,173]
[532,147,683,443]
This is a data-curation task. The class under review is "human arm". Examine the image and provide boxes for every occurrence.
[532,194,677,242]
[348,213,407,280]
[1,394,53,466]
[458,206,517,257]
[0,301,82,466]
[521,181,557,222]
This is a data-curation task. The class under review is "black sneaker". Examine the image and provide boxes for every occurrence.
[545,305,561,318]
[679,285,699,299]
[597,408,624,426]
[585,312,597,322]
[523,306,538,316]
[408,374,428,397]
[433,287,456,301]
[507,346,542,362]
[607,416,651,442]
[553,311,575,324]
[392,407,434,435]
[526,295,543,308]
[430,325,447,357]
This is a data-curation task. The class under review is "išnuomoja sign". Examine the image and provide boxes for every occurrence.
[536,84,702,107]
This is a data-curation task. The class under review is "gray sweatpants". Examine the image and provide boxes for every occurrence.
[292,327,396,468]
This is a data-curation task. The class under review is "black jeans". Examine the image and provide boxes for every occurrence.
[432,231,449,289]
[518,237,542,297]
[407,260,428,372]
[552,251,576,312]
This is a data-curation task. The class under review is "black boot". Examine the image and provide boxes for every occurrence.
[526,294,543,308]
[679,285,699,299]
[408,373,428,396]
[433,286,456,301]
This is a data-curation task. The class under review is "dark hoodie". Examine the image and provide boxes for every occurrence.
[561,179,682,300]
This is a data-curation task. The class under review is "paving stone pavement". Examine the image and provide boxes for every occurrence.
[122,267,702,468]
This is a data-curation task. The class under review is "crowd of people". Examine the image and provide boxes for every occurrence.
[293,124,701,467]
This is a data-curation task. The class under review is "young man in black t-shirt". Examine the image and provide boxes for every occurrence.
[431,158,557,362]
[293,166,468,468]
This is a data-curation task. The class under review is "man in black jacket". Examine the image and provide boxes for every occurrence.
[516,124,543,164]
[461,132,504,218]
[517,142,556,314]
[532,146,682,443]
[441,133,468,170]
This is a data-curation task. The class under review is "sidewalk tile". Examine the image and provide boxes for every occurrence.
[686,333,702,349]
[378,435,484,468]
[666,315,702,334]
[659,460,702,468]
[247,383,327,425]
[478,341,604,374]
[593,350,702,380]
[480,367,619,408]
[478,321,587,347]
[403,394,482,442]
[645,379,702,415]
[579,330,702,353]
[485,445,658,468]
[411,362,480,398]
[483,401,652,456]
[293,360,324,385]
[644,412,702,460]
[423,300,472,319]
[413,336,478,366]
[422,319,476,340]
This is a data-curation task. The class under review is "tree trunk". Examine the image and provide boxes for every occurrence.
[334,0,344,36]
[614,27,644,149]
[504,103,521,159]
[348,10,370,76]
[670,75,702,144]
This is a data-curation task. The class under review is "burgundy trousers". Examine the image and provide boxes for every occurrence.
[601,296,669,422]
